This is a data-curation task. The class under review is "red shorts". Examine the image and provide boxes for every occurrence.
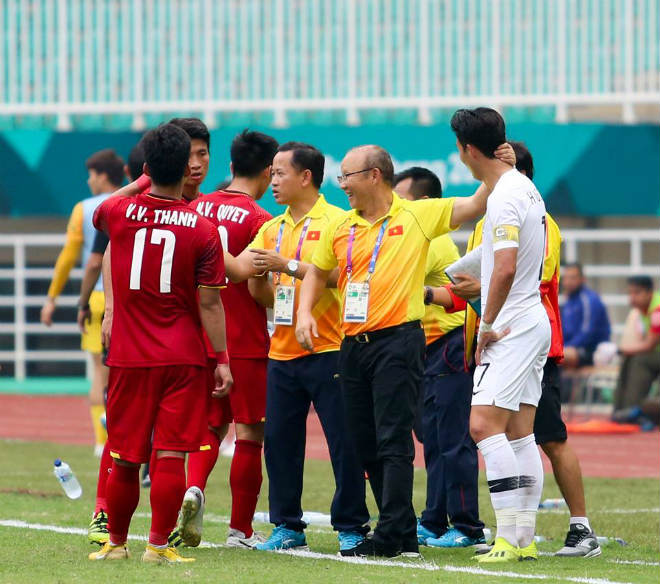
[207,357,267,428]
[107,365,207,464]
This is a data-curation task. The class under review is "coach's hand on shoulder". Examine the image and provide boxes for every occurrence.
[450,273,481,299]
[295,311,319,352]
[212,364,233,399]
[249,248,287,274]
[475,326,511,366]
[494,142,516,167]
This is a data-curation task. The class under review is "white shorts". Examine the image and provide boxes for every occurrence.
[471,306,551,411]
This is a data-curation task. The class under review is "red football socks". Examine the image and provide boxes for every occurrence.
[186,428,221,491]
[229,439,263,538]
[94,442,113,514]
[106,461,140,545]
[149,455,186,546]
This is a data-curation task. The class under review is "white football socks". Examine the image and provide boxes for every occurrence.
[510,434,544,548]
[477,433,519,546]
[570,516,591,531]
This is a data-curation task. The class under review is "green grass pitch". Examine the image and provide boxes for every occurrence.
[0,439,657,583]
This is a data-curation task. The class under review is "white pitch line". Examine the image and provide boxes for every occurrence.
[611,559,660,567]
[135,511,334,535]
[0,519,651,581]
[539,508,659,515]
[280,549,634,584]
[0,519,222,548]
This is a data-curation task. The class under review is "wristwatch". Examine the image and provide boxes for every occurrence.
[423,286,433,305]
[286,259,299,277]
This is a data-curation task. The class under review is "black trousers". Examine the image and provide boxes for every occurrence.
[339,322,425,550]
[265,351,370,534]
[419,328,484,539]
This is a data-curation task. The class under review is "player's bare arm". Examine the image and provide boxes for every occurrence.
[198,286,233,398]
[109,173,150,199]
[248,275,274,308]
[224,249,261,283]
[77,252,103,333]
[295,265,331,352]
[475,247,516,364]
[101,244,113,348]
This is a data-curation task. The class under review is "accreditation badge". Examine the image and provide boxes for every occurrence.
[344,281,369,323]
[274,285,296,326]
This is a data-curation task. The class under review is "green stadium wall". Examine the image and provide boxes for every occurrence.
[0,123,658,218]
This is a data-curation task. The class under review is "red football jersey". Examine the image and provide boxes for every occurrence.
[94,193,226,367]
[191,190,271,358]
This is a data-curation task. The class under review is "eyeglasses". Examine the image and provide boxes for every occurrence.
[336,168,375,183]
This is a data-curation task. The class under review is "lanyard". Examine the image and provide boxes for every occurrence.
[346,219,389,282]
[274,217,312,285]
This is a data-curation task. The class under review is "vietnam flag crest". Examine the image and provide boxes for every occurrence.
[307,230,321,240]
[388,225,403,236]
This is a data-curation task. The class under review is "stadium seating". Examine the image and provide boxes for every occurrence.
[1,0,658,130]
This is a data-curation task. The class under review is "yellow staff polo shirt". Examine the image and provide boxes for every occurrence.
[423,235,465,345]
[312,192,457,336]
[250,195,345,360]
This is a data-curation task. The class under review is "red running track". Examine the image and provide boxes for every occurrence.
[1,395,658,479]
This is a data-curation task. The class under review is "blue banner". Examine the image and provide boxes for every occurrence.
[0,123,658,217]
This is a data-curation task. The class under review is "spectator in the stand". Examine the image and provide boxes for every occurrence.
[560,263,611,368]
[612,276,660,424]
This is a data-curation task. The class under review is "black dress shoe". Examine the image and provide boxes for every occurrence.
[340,537,400,558]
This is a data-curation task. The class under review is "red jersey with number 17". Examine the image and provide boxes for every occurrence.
[191,190,271,359]
[94,193,226,368]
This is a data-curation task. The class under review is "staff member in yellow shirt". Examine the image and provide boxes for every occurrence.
[296,144,498,558]
[394,168,486,549]
[41,149,125,456]
[225,142,370,556]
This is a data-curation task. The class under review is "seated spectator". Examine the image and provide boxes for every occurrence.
[560,263,611,368]
[612,276,660,424]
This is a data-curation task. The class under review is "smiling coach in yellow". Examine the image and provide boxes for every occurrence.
[296,144,491,558]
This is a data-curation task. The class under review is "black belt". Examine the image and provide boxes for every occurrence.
[344,320,422,344]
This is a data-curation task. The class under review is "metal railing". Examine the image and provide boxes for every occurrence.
[1,0,658,129]
[1,229,658,380]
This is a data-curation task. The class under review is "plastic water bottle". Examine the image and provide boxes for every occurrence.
[597,536,628,546]
[253,511,270,523]
[538,498,567,509]
[53,459,82,499]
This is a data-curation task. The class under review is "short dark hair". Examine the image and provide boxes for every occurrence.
[141,124,191,186]
[510,141,534,180]
[564,262,584,276]
[278,142,325,189]
[127,141,145,182]
[450,107,506,158]
[230,129,279,178]
[85,149,125,187]
[393,167,442,199]
[627,275,654,291]
[168,117,210,149]
[364,146,394,185]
